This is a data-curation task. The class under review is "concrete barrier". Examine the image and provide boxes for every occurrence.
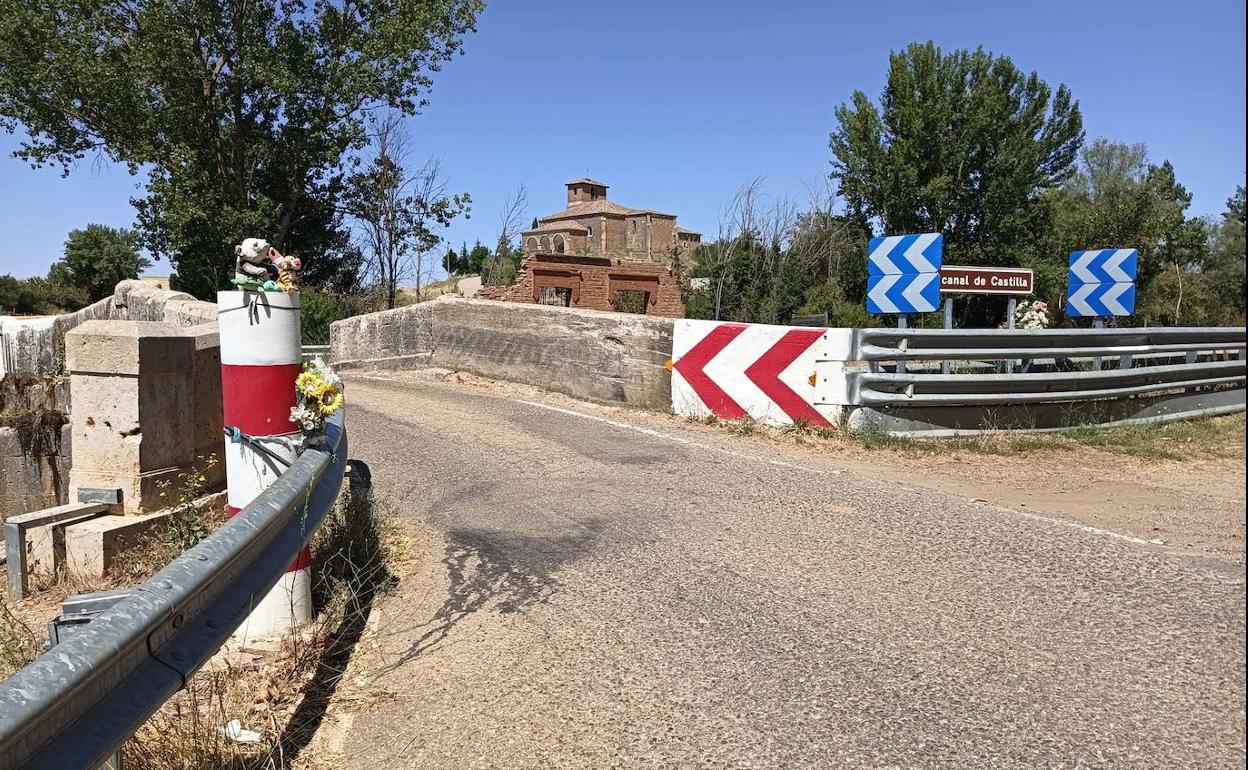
[331,297,674,410]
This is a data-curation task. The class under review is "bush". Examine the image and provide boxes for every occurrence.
[300,291,379,345]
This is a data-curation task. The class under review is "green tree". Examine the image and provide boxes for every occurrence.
[0,276,53,314]
[1044,140,1237,326]
[467,241,492,275]
[0,0,482,299]
[46,224,150,306]
[830,41,1083,325]
[442,246,460,276]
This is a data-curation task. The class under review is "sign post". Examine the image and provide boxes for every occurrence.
[941,298,954,374]
[866,233,943,376]
[1064,249,1138,371]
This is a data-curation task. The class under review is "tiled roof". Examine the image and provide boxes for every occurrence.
[540,200,676,220]
[522,220,589,234]
[540,201,643,220]
[566,177,608,187]
[676,226,702,236]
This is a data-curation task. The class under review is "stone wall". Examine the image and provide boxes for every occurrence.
[0,424,70,521]
[0,376,71,521]
[1,279,216,378]
[0,281,218,520]
[331,296,674,410]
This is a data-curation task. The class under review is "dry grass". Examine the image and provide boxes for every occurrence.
[697,411,1246,462]
[109,457,226,584]
[123,485,401,769]
[0,595,42,681]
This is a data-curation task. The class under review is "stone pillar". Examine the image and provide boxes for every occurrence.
[65,320,223,513]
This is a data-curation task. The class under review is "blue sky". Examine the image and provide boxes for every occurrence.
[1,0,1244,279]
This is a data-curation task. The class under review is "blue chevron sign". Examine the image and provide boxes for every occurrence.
[1066,282,1136,317]
[867,272,941,314]
[1065,248,1138,317]
[866,232,942,314]
[1067,248,1138,285]
[867,233,943,276]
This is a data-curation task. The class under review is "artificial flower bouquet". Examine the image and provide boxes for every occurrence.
[1013,299,1050,330]
[291,357,344,445]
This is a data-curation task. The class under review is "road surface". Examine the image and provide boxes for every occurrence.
[341,371,1245,770]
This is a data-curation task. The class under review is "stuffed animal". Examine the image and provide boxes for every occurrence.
[232,238,280,290]
[273,252,302,292]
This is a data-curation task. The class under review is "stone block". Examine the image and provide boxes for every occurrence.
[65,320,193,376]
[67,319,221,513]
[62,511,171,578]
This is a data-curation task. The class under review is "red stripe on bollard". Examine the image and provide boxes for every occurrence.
[222,363,302,435]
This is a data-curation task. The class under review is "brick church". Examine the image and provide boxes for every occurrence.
[480,178,701,317]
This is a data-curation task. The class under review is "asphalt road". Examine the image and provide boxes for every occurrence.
[342,372,1246,770]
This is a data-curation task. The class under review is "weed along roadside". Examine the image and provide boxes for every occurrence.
[125,485,401,769]
[0,482,401,769]
[0,276,367,769]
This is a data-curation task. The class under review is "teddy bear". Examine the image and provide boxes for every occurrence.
[232,238,280,290]
[273,252,302,292]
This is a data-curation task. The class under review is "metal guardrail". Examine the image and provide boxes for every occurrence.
[815,326,1246,435]
[841,327,1246,406]
[0,411,347,770]
[300,344,331,363]
[853,360,1245,406]
[851,326,1247,362]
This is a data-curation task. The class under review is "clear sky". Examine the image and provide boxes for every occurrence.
[0,0,1244,279]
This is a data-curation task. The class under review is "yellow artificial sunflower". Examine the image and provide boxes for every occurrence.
[296,370,323,397]
[316,384,344,415]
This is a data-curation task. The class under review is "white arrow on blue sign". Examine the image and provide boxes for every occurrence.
[866,232,942,314]
[1066,282,1136,317]
[1067,248,1138,284]
[867,272,941,314]
[868,233,943,275]
[1065,248,1138,317]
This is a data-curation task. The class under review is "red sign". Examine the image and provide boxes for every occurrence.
[939,266,1034,295]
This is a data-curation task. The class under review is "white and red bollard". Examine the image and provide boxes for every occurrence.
[217,290,311,639]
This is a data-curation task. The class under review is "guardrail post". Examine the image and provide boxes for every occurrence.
[941,299,953,375]
[217,290,311,639]
[1005,298,1017,374]
[896,315,907,375]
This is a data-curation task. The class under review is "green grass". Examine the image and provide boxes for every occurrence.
[1055,413,1246,460]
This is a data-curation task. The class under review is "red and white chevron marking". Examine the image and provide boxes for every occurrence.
[671,319,834,428]
[218,290,310,639]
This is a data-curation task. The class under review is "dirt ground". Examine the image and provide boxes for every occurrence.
[839,441,1245,559]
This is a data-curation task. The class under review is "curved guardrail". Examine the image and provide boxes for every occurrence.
[0,411,347,770]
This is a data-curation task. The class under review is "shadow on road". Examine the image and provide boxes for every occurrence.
[376,519,605,673]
